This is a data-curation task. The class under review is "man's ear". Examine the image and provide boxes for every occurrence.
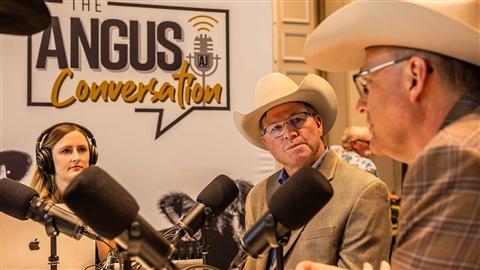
[315,115,324,137]
[404,56,430,102]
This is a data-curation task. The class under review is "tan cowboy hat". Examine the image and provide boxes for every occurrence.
[0,0,51,35]
[233,73,337,150]
[304,0,480,71]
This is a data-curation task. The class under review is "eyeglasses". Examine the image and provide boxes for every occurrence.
[352,57,411,98]
[261,112,315,138]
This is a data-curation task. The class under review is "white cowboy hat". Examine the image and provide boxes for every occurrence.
[233,73,337,150]
[304,0,480,71]
[0,0,51,35]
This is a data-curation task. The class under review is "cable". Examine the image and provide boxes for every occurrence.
[83,264,96,270]
[97,238,121,270]
[163,227,179,241]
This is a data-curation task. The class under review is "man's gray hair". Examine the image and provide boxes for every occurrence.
[390,47,480,95]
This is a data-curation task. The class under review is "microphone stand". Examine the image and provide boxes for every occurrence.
[116,220,180,270]
[118,250,132,270]
[49,236,58,270]
[275,246,284,270]
[266,216,289,270]
[44,213,59,270]
[201,207,213,265]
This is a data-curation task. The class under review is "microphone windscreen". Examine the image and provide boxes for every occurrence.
[267,166,333,230]
[63,166,139,239]
[0,178,38,220]
[196,174,239,216]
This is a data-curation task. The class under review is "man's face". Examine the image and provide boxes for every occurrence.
[356,47,412,160]
[261,102,324,173]
[351,139,372,158]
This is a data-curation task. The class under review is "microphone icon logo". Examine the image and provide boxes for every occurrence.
[187,15,221,89]
[193,34,216,73]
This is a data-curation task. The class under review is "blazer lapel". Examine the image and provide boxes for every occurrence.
[318,149,338,182]
[263,169,307,261]
[282,225,306,258]
[281,150,339,259]
[266,171,282,202]
[254,171,282,270]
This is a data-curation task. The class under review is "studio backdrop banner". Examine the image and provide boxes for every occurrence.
[0,0,275,266]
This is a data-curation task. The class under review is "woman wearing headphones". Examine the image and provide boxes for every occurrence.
[31,122,97,201]
[31,122,115,265]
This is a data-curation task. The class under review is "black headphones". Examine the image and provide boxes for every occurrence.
[36,122,98,176]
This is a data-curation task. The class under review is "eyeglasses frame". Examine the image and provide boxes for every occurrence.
[352,56,412,98]
[261,111,316,138]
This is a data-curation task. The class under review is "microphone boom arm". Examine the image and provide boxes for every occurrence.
[115,216,179,270]
[229,213,290,269]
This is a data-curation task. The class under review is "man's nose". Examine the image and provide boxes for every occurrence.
[283,122,298,139]
[356,96,367,113]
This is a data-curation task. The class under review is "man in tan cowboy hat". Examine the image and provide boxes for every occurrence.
[0,0,51,35]
[297,0,480,269]
[233,73,391,270]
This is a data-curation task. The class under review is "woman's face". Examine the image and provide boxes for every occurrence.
[51,130,90,194]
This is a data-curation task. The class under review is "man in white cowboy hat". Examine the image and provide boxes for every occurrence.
[297,0,480,269]
[233,72,391,270]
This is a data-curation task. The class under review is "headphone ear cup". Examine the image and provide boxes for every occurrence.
[89,144,98,165]
[37,148,55,176]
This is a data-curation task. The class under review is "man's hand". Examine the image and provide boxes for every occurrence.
[363,261,391,270]
[295,261,345,270]
[295,261,391,270]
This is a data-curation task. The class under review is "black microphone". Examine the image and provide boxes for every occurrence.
[173,174,239,243]
[0,177,101,240]
[63,166,178,270]
[229,166,334,269]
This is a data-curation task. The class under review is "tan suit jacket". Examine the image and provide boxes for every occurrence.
[243,150,391,270]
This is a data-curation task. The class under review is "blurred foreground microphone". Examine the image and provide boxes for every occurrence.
[63,166,178,270]
[0,177,100,240]
[229,167,334,269]
[172,174,239,243]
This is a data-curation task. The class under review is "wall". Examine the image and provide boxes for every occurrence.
[271,0,403,194]
[322,0,403,194]
[0,0,277,229]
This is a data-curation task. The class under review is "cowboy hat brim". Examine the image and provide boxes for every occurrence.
[234,74,337,150]
[0,0,51,35]
[304,0,480,72]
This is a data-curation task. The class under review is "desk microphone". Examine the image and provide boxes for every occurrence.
[172,174,239,243]
[64,166,178,270]
[0,177,101,240]
[229,167,333,269]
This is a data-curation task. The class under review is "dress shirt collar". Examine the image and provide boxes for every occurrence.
[277,147,329,185]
